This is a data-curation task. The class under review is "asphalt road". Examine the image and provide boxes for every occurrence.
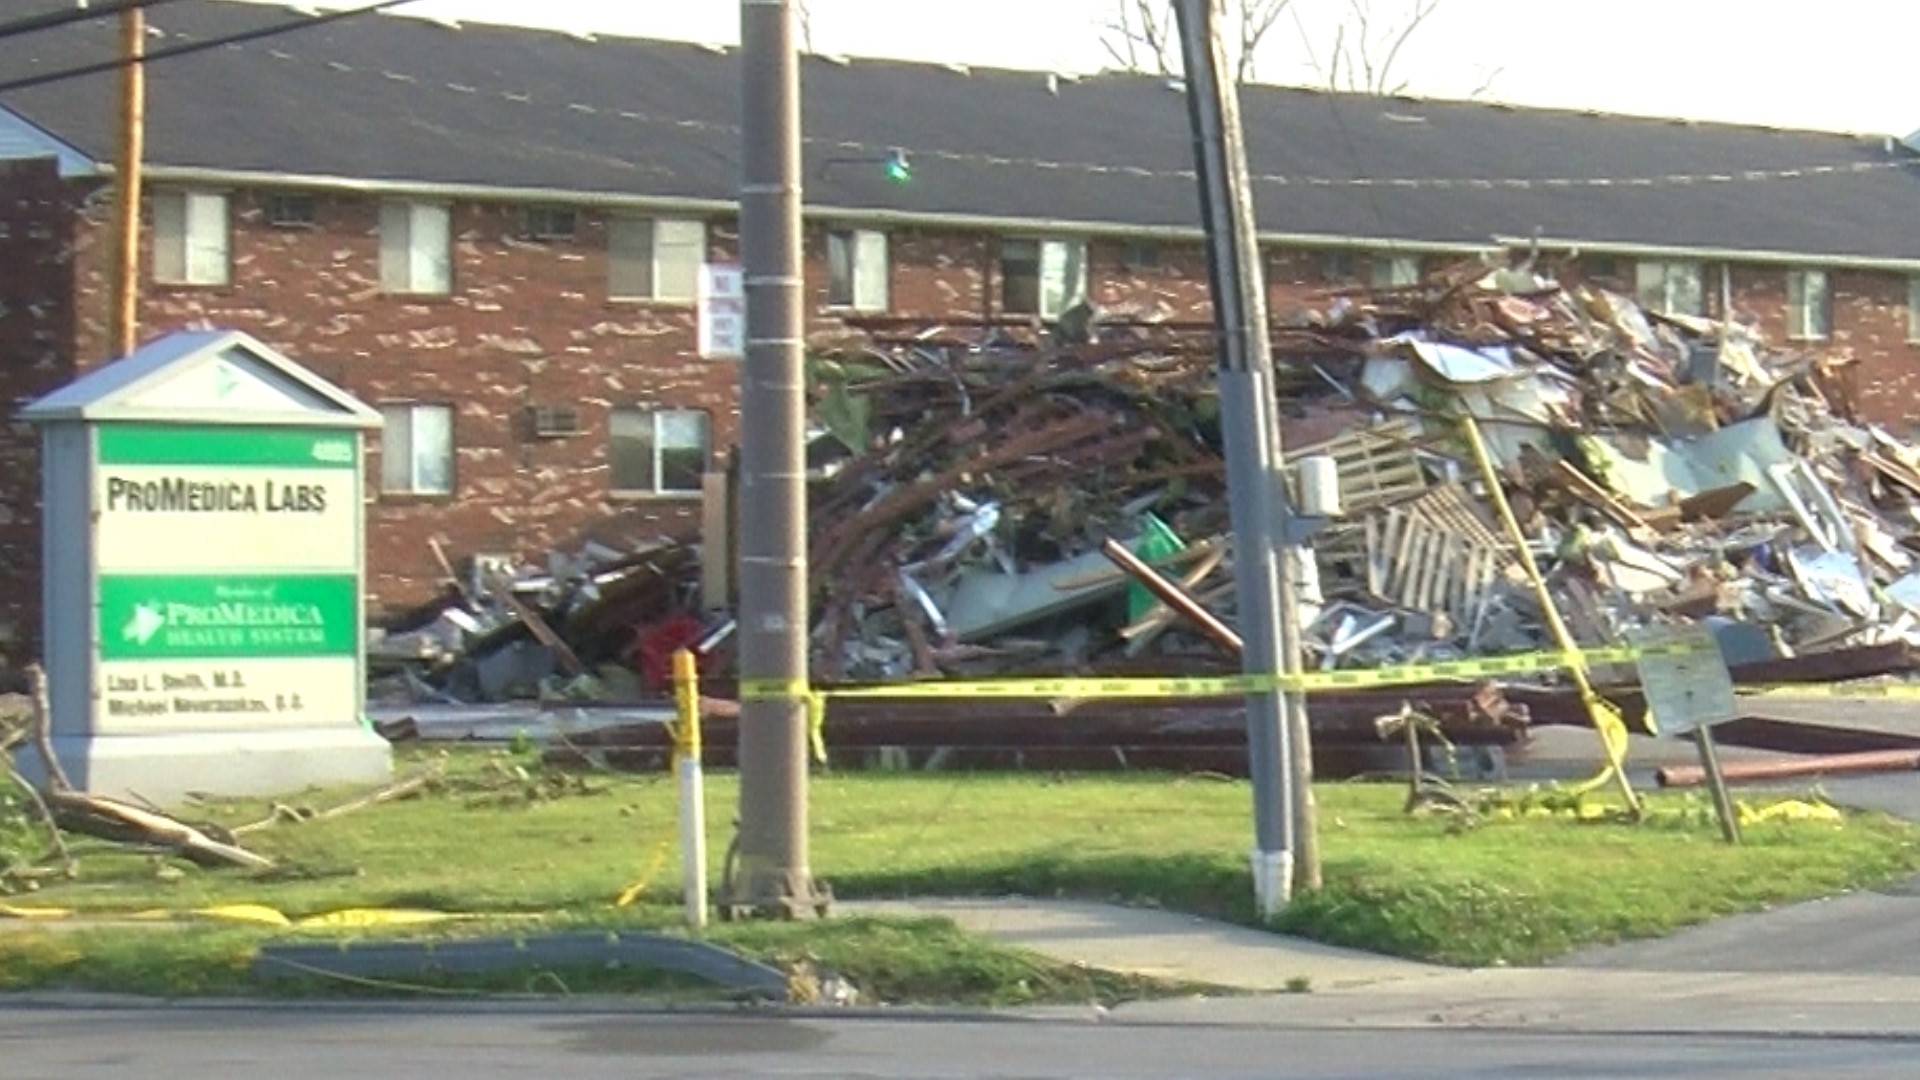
[6,1003,1920,1080]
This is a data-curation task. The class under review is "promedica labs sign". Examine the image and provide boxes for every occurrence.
[92,425,361,732]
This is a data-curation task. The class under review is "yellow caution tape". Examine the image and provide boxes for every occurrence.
[737,641,1698,703]
[4,905,512,929]
[806,691,829,765]
[1738,798,1845,825]
[184,904,293,927]
[294,908,479,929]
[0,904,74,921]
[614,836,675,909]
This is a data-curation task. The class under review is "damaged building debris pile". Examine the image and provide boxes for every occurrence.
[386,257,1920,768]
[805,258,1920,686]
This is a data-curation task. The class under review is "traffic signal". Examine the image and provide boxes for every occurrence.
[883,148,911,184]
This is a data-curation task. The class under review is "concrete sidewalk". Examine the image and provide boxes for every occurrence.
[844,897,1449,991]
[853,895,1920,1038]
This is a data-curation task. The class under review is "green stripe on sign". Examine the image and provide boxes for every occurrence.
[97,425,359,469]
[99,574,359,659]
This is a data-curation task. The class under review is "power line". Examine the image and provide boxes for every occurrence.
[0,0,420,95]
[0,0,185,45]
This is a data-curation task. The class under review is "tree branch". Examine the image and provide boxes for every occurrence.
[1237,0,1292,82]
[1375,0,1440,96]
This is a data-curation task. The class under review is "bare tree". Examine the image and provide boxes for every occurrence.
[1104,0,1290,82]
[1296,0,1441,96]
[1233,0,1292,82]
[1101,0,1460,94]
[796,0,816,53]
[1100,0,1180,76]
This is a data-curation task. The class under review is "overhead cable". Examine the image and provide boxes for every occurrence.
[0,0,419,95]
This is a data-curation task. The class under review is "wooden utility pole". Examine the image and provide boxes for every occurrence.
[110,4,146,359]
[723,0,830,920]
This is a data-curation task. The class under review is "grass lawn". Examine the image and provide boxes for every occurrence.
[2,744,1916,1002]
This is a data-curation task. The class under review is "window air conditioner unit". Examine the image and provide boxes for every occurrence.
[528,404,583,439]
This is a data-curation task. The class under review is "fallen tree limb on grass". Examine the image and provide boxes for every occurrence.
[19,662,272,872]
[232,767,441,837]
[6,763,74,877]
[46,789,274,870]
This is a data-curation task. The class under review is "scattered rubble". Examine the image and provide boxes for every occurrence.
[796,257,1920,693]
[368,538,721,708]
[398,255,1920,764]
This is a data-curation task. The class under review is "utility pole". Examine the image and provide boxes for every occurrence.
[110,2,146,359]
[1172,0,1317,916]
[725,0,830,919]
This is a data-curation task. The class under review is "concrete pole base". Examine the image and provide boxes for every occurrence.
[1250,847,1295,921]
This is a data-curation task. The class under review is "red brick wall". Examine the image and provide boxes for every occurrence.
[1702,261,1920,431]
[12,169,1920,651]
[0,160,85,653]
[62,192,746,613]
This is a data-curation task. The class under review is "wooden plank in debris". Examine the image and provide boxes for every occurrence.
[1284,418,1428,512]
[1677,482,1756,523]
[1551,460,1656,532]
[489,583,588,676]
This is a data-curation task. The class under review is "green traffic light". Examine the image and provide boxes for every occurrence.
[884,148,911,183]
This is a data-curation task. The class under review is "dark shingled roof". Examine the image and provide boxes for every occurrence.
[3,1,1919,260]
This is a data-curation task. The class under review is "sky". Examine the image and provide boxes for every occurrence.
[232,0,1920,137]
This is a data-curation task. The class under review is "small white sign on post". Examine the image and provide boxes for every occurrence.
[698,262,745,360]
[1631,625,1737,737]
[1631,624,1743,844]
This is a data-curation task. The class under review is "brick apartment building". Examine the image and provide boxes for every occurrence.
[2,1,1920,655]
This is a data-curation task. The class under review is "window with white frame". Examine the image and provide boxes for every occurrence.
[1909,277,1920,343]
[827,228,889,310]
[1370,254,1420,288]
[608,216,705,302]
[1001,237,1087,318]
[378,403,454,496]
[379,201,452,295]
[609,407,710,495]
[262,192,317,228]
[1634,260,1705,316]
[1320,250,1357,282]
[1787,269,1831,340]
[152,190,230,286]
[523,205,578,241]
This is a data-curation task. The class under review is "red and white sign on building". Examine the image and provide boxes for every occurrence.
[698,262,745,360]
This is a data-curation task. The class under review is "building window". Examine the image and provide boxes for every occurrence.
[609,216,705,302]
[1634,260,1705,316]
[379,403,454,496]
[1908,277,1920,343]
[1320,250,1357,282]
[1119,241,1163,272]
[610,407,710,495]
[1787,269,1831,341]
[152,190,229,286]
[262,193,317,228]
[1370,254,1420,288]
[523,205,578,241]
[379,201,452,295]
[826,228,889,310]
[1002,237,1086,318]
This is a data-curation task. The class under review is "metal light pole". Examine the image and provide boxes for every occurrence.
[725,0,830,919]
[1173,0,1314,917]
